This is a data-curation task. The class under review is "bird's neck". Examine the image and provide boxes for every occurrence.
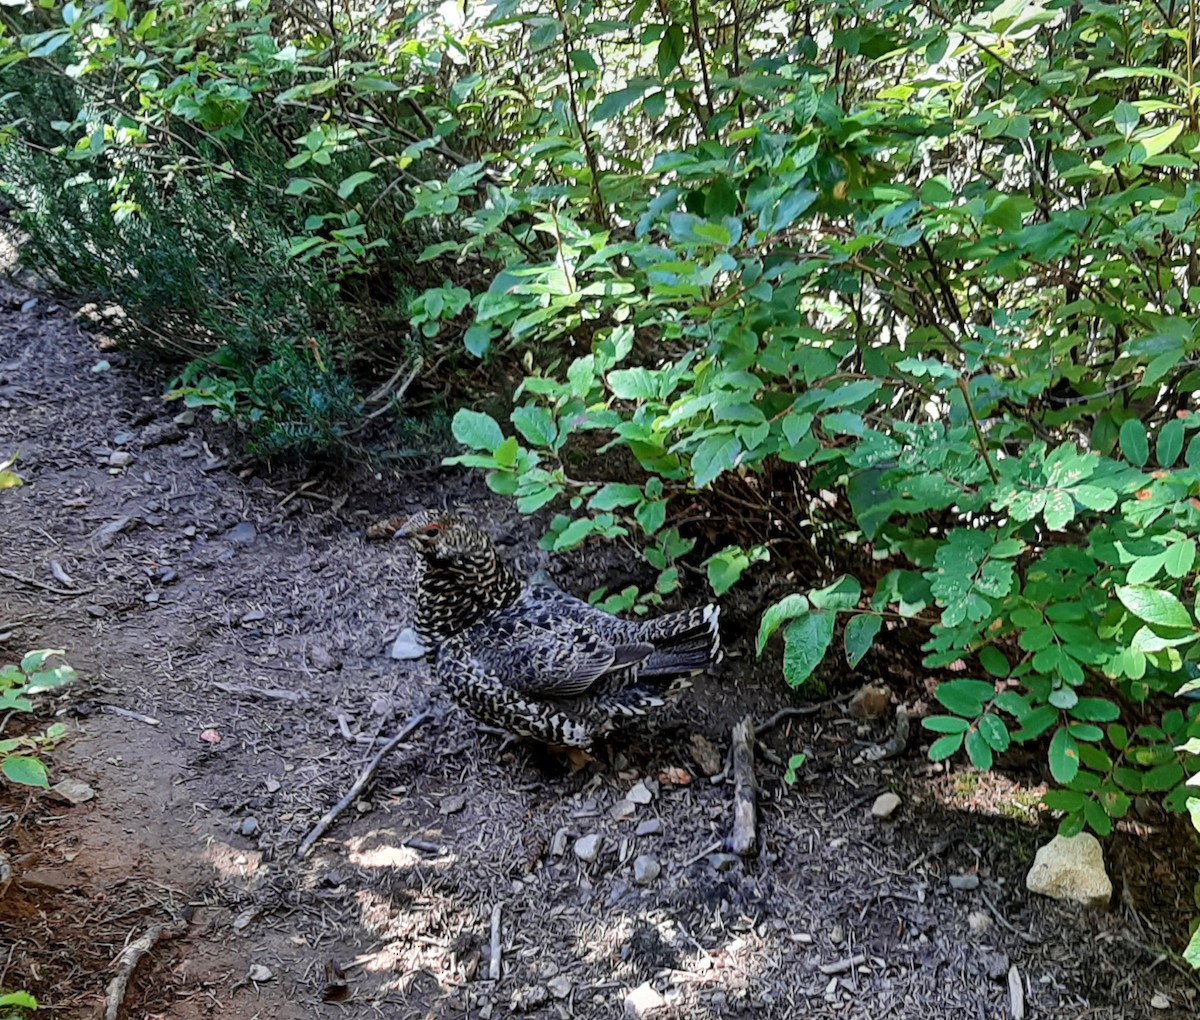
[415,550,522,643]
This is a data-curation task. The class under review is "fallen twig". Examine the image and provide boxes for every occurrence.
[48,560,75,587]
[212,681,305,703]
[679,840,723,870]
[727,716,758,857]
[1008,964,1025,1020]
[0,566,90,597]
[488,902,503,981]
[99,705,160,727]
[755,694,852,737]
[105,915,189,1020]
[295,710,435,858]
[819,953,866,976]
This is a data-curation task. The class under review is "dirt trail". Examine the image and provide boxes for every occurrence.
[1,280,1197,1019]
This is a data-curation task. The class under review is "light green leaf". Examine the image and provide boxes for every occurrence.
[336,170,377,199]
[691,433,741,488]
[511,405,557,448]
[781,612,834,687]
[844,614,882,668]
[451,409,504,451]
[1116,584,1193,629]
[1119,419,1149,466]
[1048,726,1080,784]
[2,754,48,788]
[756,594,809,656]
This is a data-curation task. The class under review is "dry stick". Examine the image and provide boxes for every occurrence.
[727,716,758,857]
[295,711,435,859]
[0,566,89,597]
[1008,964,1025,1020]
[818,953,866,976]
[105,924,164,1020]
[755,694,853,737]
[488,902,503,981]
[99,705,160,727]
[212,681,306,703]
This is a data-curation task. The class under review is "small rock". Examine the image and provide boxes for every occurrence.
[389,627,428,660]
[93,514,132,547]
[158,567,178,584]
[85,604,107,618]
[91,359,111,373]
[624,981,665,1017]
[628,782,653,805]
[689,733,723,776]
[550,826,571,856]
[439,794,467,815]
[48,778,95,805]
[830,923,844,945]
[183,525,197,538]
[967,911,992,934]
[240,817,260,837]
[226,522,257,545]
[19,869,72,892]
[510,985,548,1010]
[633,855,661,885]
[20,297,38,313]
[232,907,259,930]
[849,682,891,720]
[112,431,133,446]
[547,975,572,999]
[240,609,266,624]
[173,410,196,426]
[310,645,338,671]
[610,799,637,822]
[635,818,663,837]
[949,873,980,891]
[140,421,184,447]
[707,853,740,872]
[1025,833,1112,909]
[871,792,902,819]
[265,777,281,794]
[247,964,273,982]
[108,451,134,468]
[574,834,602,862]
[1151,993,1171,1010]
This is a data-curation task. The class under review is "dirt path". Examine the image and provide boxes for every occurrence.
[1,281,1197,1019]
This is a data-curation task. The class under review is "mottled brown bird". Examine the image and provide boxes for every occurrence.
[390,508,722,748]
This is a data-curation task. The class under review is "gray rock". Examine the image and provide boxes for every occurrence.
[240,609,266,624]
[871,792,901,818]
[48,778,95,805]
[112,431,133,446]
[264,777,281,794]
[240,817,260,837]
[610,799,636,822]
[247,964,273,982]
[547,975,572,999]
[624,982,665,1017]
[1025,833,1112,909]
[628,781,653,805]
[574,834,602,862]
[226,521,257,545]
[635,818,663,837]
[707,853,740,872]
[550,826,571,856]
[108,451,134,468]
[85,604,107,618]
[949,873,980,891]
[967,910,992,934]
[633,855,661,885]
[174,410,196,426]
[389,627,428,660]
[439,794,467,815]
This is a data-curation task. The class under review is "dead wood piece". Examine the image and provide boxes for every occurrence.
[488,902,502,981]
[818,954,866,976]
[295,710,435,859]
[727,716,758,857]
[48,560,75,587]
[858,706,911,762]
[0,566,90,597]
[99,705,160,727]
[754,694,852,737]
[212,681,305,703]
[105,923,164,1020]
[1008,964,1025,1020]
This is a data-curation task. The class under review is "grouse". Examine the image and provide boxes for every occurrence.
[379,508,722,748]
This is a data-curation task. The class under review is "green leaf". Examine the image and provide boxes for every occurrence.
[756,594,809,655]
[1083,797,1113,837]
[493,436,519,467]
[20,649,63,673]
[1164,539,1196,579]
[451,409,504,451]
[781,612,835,687]
[1119,419,1149,466]
[923,715,970,734]
[844,614,882,668]
[607,367,658,400]
[691,433,741,488]
[590,483,644,511]
[809,575,861,611]
[706,546,751,596]
[336,170,377,199]
[1184,925,1200,970]
[1043,491,1074,530]
[1048,726,1080,784]
[928,732,964,761]
[934,678,996,717]
[0,991,36,1010]
[1069,698,1121,722]
[511,405,558,448]
[965,728,994,769]
[1116,584,1194,629]
[657,23,686,78]
[635,498,667,534]
[2,754,48,787]
[1157,418,1186,467]
[978,646,1010,677]
[978,714,1011,752]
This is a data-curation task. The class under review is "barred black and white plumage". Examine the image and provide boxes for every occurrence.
[394,508,723,748]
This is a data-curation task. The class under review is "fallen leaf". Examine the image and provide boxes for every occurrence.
[657,766,692,787]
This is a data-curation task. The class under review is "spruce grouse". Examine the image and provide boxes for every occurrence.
[379,508,722,748]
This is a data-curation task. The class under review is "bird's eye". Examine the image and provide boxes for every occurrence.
[422,523,441,535]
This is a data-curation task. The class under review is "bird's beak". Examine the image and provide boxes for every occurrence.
[394,526,410,539]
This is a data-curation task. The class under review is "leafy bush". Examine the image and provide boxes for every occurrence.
[0,650,73,789]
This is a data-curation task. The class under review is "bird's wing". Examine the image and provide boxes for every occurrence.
[447,612,653,699]
[520,586,641,644]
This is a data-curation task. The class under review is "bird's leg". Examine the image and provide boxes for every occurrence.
[475,723,519,752]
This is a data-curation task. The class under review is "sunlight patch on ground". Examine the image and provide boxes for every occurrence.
[926,766,1046,823]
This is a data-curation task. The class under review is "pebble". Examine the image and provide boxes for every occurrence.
[547,975,572,999]
[635,818,663,837]
[610,799,636,822]
[707,853,740,872]
[949,873,980,891]
[247,964,273,982]
[1151,993,1171,1010]
[159,567,178,584]
[871,792,902,819]
[264,777,281,794]
[174,410,196,426]
[550,826,571,856]
[240,609,266,624]
[967,911,993,934]
[240,817,260,837]
[389,627,427,660]
[85,604,107,618]
[20,869,72,892]
[226,521,257,545]
[624,982,665,1017]
[112,431,133,446]
[830,923,845,945]
[48,778,95,805]
[439,794,467,815]
[628,782,653,805]
[574,834,602,862]
[108,451,134,468]
[183,525,196,538]
[633,855,661,885]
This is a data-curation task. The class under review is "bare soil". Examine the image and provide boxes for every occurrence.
[1,280,1198,1019]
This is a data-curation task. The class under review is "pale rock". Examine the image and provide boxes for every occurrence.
[1025,833,1112,909]
[967,911,993,934]
[547,975,572,999]
[610,799,636,822]
[635,818,663,837]
[1151,993,1171,1010]
[628,781,653,805]
[633,855,661,885]
[624,982,665,1017]
[550,826,571,856]
[49,777,95,804]
[949,873,980,891]
[247,964,273,982]
[871,792,901,819]
[574,834,602,862]
[108,451,134,468]
[389,627,427,660]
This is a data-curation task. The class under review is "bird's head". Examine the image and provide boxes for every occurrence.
[394,509,494,565]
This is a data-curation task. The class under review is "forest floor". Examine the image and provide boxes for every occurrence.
[1,277,1199,1020]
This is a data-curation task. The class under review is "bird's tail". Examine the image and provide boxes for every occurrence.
[637,604,722,677]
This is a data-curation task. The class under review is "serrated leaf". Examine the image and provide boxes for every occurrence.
[965,728,994,769]
[1049,726,1080,784]
[1119,419,1149,466]
[1116,584,1194,629]
[978,646,1010,677]
[934,678,996,717]
[781,612,834,687]
[923,715,970,734]
[978,714,1011,751]
[756,594,809,655]
[844,614,882,668]
[2,754,48,787]
[451,409,504,451]
[928,732,964,761]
